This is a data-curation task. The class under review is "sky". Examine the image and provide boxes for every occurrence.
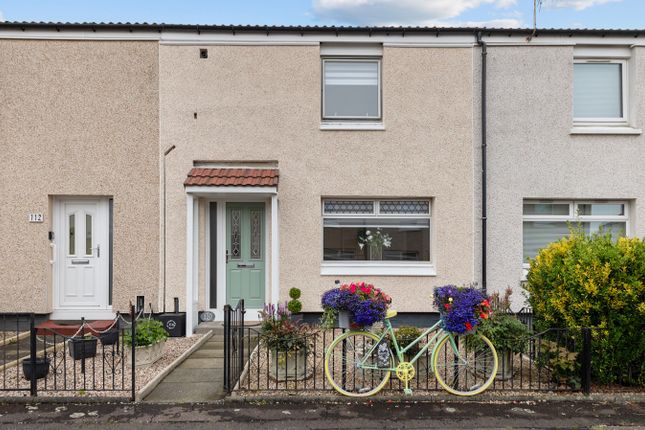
[0,0,642,30]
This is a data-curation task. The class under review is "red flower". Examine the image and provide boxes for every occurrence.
[360,286,372,295]
[480,312,488,320]
[481,299,490,307]
[349,284,357,294]
[444,303,452,310]
[465,322,473,331]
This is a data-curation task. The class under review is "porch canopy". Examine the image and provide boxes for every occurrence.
[184,167,279,336]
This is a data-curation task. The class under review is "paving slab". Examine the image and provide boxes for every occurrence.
[190,349,224,359]
[144,381,226,402]
[177,357,224,369]
[161,368,223,384]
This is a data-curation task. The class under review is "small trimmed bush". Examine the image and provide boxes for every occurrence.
[288,288,303,314]
[525,228,645,386]
[124,319,168,347]
[393,326,422,358]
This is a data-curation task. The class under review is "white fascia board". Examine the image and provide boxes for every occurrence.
[185,186,277,195]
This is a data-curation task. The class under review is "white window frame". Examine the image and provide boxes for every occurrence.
[573,58,628,126]
[321,58,382,122]
[320,199,435,276]
[522,200,630,274]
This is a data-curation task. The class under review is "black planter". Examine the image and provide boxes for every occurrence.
[99,329,119,346]
[22,357,51,380]
[69,338,98,360]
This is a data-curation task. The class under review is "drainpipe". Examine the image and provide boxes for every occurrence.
[476,31,488,296]
[163,144,176,313]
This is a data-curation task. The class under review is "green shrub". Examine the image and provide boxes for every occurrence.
[477,288,530,354]
[525,228,645,386]
[393,326,422,358]
[288,288,302,314]
[124,319,168,347]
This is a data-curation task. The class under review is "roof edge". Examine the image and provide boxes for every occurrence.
[0,21,643,37]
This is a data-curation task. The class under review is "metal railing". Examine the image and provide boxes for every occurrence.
[0,306,138,399]
[230,318,604,395]
[223,299,245,393]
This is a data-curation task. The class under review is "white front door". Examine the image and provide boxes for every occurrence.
[53,198,111,319]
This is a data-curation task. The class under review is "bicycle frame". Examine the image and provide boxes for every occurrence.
[358,318,458,372]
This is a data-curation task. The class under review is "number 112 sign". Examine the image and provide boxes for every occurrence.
[29,213,44,223]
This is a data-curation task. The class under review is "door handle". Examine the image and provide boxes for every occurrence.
[71,259,90,265]
[49,243,56,265]
[237,263,255,268]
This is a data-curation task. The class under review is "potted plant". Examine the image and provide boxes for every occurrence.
[476,288,530,380]
[259,303,313,381]
[98,327,120,346]
[320,282,391,329]
[358,228,392,260]
[124,319,168,367]
[68,335,98,360]
[22,357,51,380]
[433,284,491,334]
[287,288,303,321]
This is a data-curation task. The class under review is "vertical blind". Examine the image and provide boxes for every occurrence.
[573,63,623,119]
[323,60,380,118]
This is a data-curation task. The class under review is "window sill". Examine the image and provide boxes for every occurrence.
[320,262,436,276]
[570,126,642,135]
[320,121,385,131]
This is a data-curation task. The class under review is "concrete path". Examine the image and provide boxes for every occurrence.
[144,326,225,402]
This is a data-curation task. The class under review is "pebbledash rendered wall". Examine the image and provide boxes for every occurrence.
[485,44,645,309]
[0,39,160,313]
[160,44,478,313]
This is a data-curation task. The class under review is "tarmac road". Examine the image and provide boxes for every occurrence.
[0,398,643,429]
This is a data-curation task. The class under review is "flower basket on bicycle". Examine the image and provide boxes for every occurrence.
[433,285,491,334]
[321,282,391,330]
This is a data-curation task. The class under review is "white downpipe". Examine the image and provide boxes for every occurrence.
[185,194,195,337]
[271,195,280,306]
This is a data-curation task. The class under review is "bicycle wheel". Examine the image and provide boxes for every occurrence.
[324,330,393,397]
[432,332,498,396]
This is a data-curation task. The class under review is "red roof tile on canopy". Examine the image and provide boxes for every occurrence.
[184,168,279,187]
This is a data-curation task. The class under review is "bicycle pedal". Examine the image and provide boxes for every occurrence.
[403,388,413,396]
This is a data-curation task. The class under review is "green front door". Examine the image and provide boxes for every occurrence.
[226,202,265,308]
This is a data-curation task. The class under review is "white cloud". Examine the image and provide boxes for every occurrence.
[313,0,518,26]
[544,0,620,10]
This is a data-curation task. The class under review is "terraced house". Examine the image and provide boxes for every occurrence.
[0,22,643,334]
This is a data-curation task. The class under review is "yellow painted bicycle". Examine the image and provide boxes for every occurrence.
[324,309,498,397]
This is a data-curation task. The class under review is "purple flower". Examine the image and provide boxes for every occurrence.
[434,285,485,334]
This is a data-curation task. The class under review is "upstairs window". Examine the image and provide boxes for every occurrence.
[322,59,381,120]
[574,60,627,124]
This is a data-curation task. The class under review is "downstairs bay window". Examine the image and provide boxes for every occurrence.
[321,199,435,276]
[522,200,629,266]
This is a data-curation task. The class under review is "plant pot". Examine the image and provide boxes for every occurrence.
[22,357,51,380]
[126,340,166,367]
[496,349,514,380]
[99,329,119,346]
[269,348,307,381]
[337,311,351,329]
[290,313,304,322]
[68,338,98,360]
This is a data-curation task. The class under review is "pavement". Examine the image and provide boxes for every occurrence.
[0,398,643,429]
[144,326,226,402]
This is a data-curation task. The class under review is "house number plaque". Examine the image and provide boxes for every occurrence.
[28,213,44,223]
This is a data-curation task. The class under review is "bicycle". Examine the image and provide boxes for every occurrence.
[324,309,498,397]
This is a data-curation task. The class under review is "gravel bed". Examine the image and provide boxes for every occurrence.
[1,334,203,398]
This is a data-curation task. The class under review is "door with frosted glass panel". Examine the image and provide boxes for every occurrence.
[57,199,109,309]
[226,203,265,309]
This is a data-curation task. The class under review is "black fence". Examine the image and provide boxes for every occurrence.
[224,311,612,395]
[223,299,246,393]
[0,307,138,399]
